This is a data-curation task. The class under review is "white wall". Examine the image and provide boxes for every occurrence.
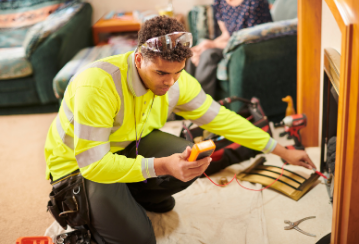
[86,0,213,24]
[319,0,342,143]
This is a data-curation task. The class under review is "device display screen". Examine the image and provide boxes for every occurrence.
[196,149,215,160]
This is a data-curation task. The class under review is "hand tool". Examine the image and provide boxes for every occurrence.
[284,216,316,237]
[274,114,307,150]
[276,114,327,179]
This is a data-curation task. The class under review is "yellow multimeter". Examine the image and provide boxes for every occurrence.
[188,140,216,162]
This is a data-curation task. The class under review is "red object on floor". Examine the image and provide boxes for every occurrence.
[16,236,53,244]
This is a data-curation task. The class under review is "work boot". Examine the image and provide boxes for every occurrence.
[139,196,175,213]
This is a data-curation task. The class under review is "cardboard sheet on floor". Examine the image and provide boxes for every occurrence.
[44,159,269,244]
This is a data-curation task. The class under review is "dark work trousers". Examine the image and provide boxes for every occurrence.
[85,130,194,244]
[186,48,224,98]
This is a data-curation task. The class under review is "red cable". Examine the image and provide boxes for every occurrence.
[203,163,287,191]
[203,172,236,186]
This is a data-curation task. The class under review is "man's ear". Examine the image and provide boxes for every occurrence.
[134,52,143,69]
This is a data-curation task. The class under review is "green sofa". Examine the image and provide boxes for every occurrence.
[223,34,297,122]
[188,0,297,122]
[0,2,93,115]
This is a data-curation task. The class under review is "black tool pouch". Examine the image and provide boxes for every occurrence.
[47,172,90,230]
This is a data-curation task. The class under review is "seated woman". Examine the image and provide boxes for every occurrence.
[186,0,272,98]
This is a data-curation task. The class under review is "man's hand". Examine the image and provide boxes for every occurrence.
[282,149,316,170]
[272,143,316,170]
[154,146,212,182]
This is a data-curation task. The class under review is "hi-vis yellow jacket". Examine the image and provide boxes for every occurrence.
[45,51,277,183]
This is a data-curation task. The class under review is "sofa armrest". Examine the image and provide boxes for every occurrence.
[226,35,297,121]
[30,2,92,104]
[217,18,297,82]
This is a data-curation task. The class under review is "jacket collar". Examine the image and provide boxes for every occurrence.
[127,51,148,97]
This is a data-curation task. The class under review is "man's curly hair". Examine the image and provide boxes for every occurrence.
[137,16,192,62]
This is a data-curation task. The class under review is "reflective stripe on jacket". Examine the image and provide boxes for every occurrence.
[45,51,277,183]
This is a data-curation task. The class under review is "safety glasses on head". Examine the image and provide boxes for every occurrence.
[140,32,193,53]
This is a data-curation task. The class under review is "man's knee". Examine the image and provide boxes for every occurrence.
[85,180,156,244]
[136,130,193,158]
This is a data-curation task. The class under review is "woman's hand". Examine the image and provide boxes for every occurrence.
[154,146,212,182]
[191,52,201,67]
[192,40,215,53]
[190,20,231,67]
[191,40,216,66]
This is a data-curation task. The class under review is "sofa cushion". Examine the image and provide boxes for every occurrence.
[0,0,66,48]
[0,29,30,49]
[53,42,137,99]
[0,47,33,79]
[22,2,84,57]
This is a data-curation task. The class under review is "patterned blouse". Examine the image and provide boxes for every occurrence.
[214,0,272,35]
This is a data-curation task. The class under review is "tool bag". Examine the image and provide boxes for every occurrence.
[180,97,272,175]
[47,171,107,244]
[47,171,90,230]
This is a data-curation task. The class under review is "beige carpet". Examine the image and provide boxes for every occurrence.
[0,114,332,244]
[45,159,269,244]
[0,113,56,244]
